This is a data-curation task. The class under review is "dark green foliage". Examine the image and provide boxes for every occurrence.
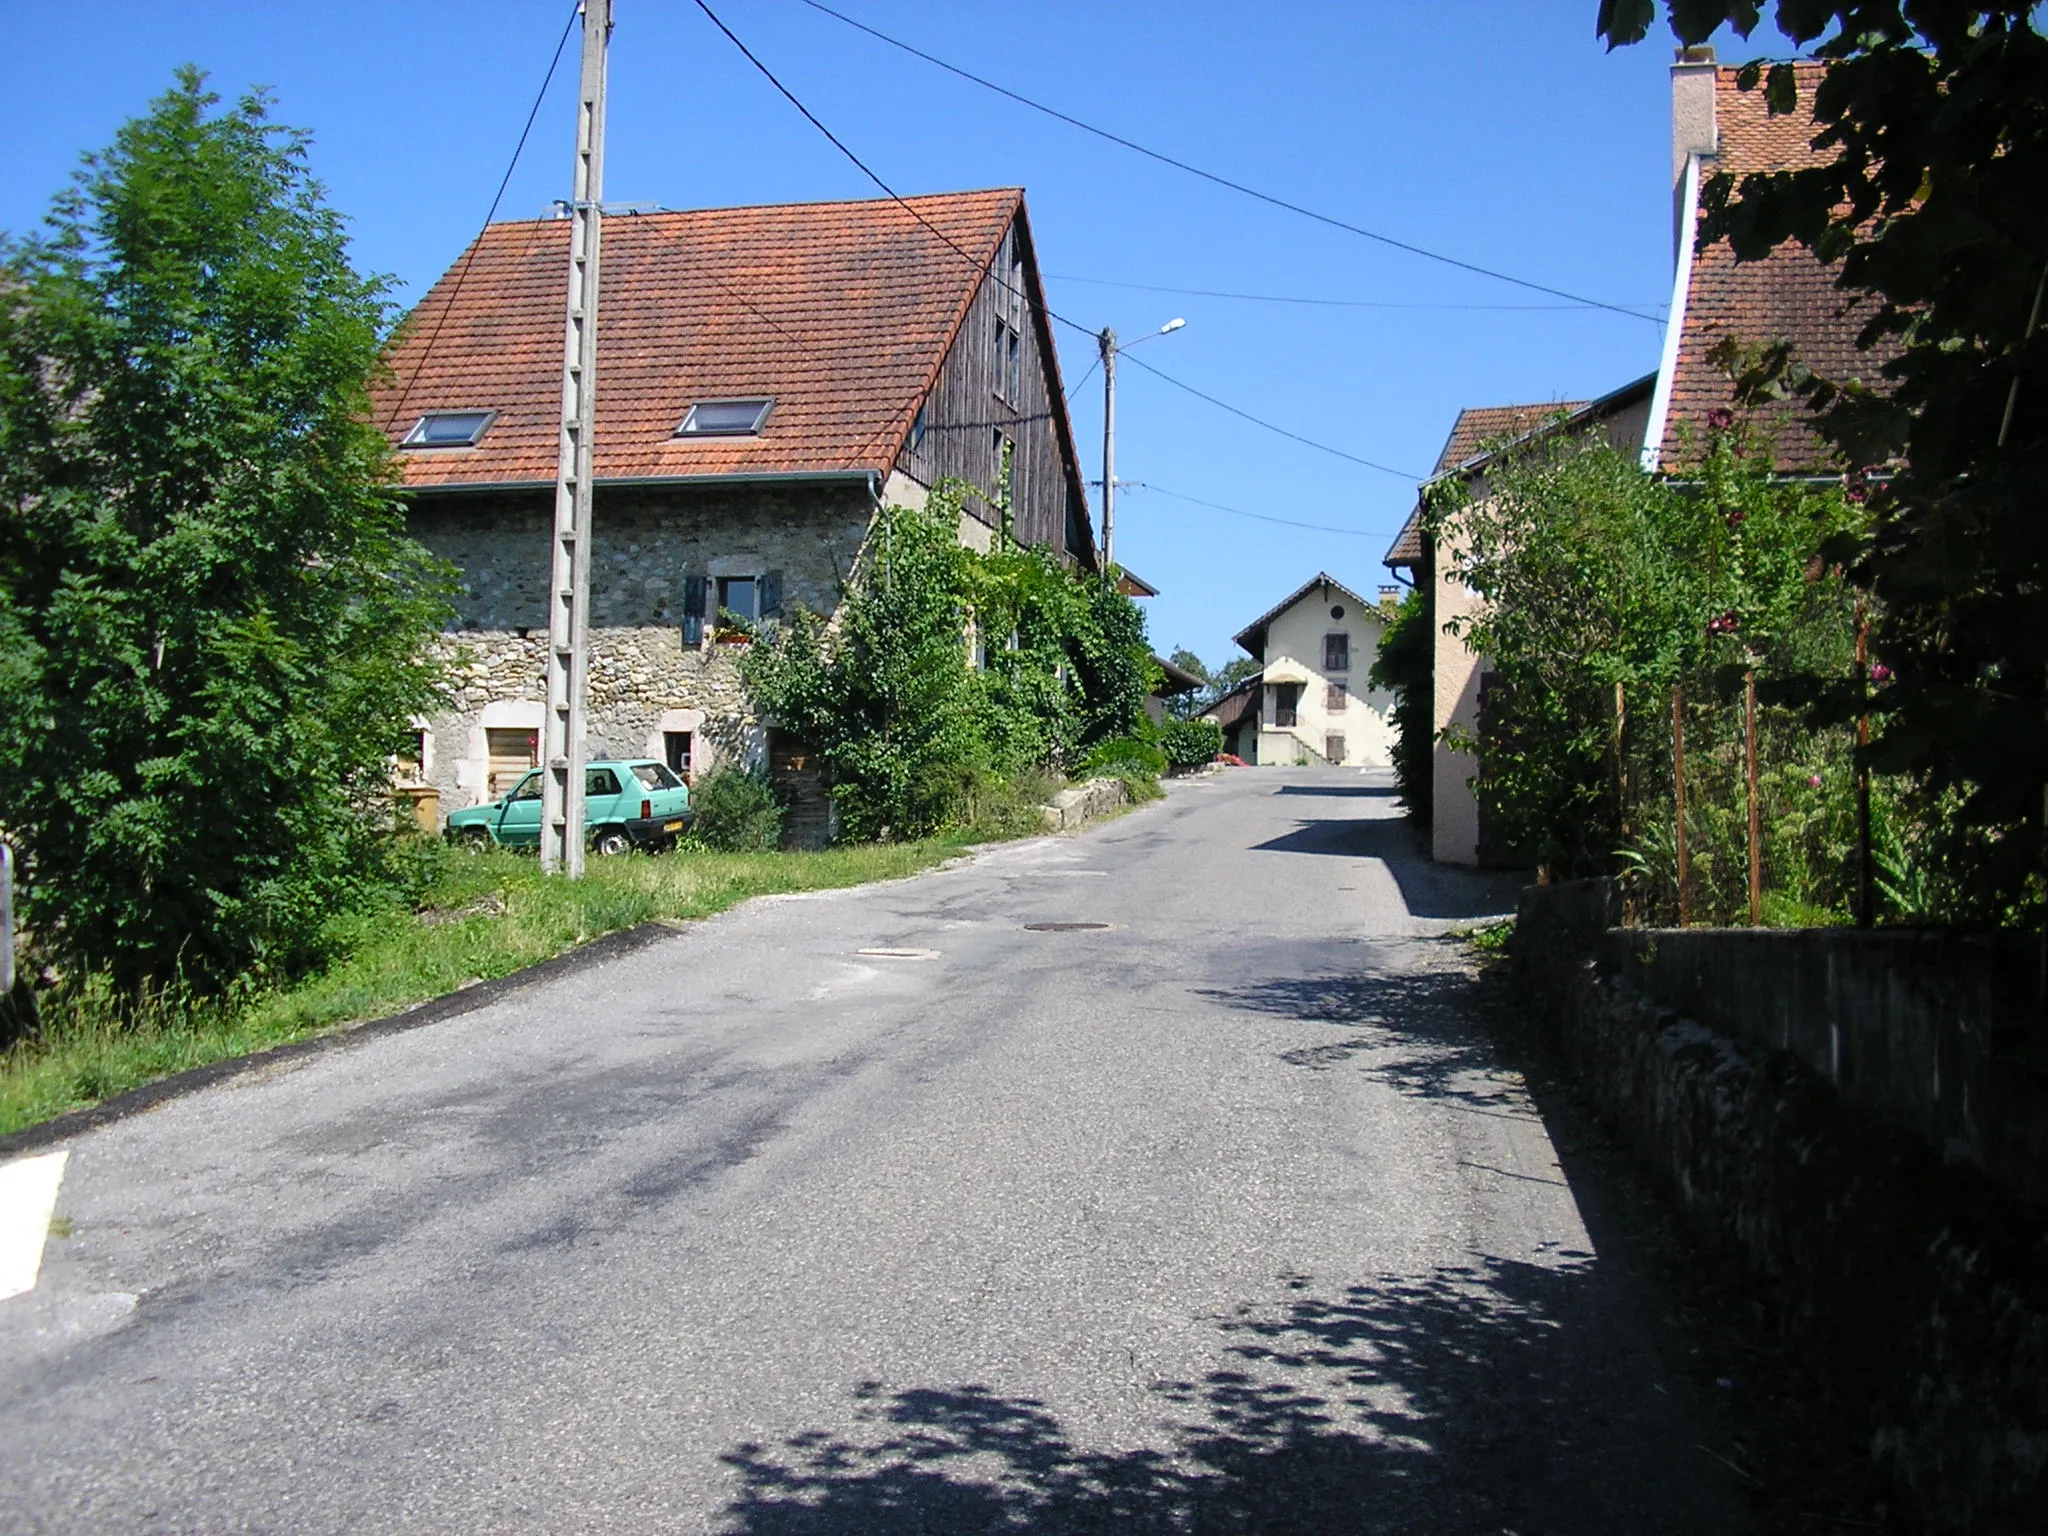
[0,72,451,994]
[744,481,1153,842]
[1080,735,1167,778]
[1599,3,2048,918]
[687,766,785,852]
[1368,585,1434,829]
[1159,719,1223,770]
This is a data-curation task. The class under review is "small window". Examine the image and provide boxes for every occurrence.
[717,575,759,622]
[677,398,773,436]
[1007,329,1022,405]
[910,404,928,452]
[1324,633,1350,672]
[401,410,496,448]
[1326,682,1347,714]
[1326,733,1346,762]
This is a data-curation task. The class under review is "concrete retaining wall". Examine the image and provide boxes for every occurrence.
[1039,777,1130,832]
[1514,881,2048,1532]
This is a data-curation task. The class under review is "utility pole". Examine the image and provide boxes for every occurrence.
[1099,326,1116,571]
[542,0,611,878]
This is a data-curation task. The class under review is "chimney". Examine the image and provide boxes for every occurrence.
[1671,45,1718,257]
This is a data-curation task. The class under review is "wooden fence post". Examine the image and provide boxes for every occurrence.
[1855,600,1874,929]
[1747,669,1761,926]
[1673,681,1691,928]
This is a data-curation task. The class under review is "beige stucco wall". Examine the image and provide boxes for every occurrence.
[1246,581,1395,767]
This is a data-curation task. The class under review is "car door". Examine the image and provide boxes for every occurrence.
[497,770,544,847]
[584,766,627,830]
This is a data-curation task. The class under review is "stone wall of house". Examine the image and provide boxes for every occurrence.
[407,479,874,818]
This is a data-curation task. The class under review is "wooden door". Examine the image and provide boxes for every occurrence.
[485,727,538,800]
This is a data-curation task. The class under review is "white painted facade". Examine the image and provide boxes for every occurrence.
[1235,576,1396,768]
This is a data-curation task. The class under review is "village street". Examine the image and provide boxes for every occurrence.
[0,770,1751,1533]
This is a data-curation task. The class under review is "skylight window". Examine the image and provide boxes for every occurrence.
[677,398,774,437]
[401,410,496,448]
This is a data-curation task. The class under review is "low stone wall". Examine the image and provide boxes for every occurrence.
[1514,881,2048,1532]
[1039,777,1130,832]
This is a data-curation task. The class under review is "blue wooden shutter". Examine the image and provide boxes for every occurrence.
[761,570,784,618]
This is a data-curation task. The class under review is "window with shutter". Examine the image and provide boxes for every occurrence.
[1326,733,1346,762]
[760,570,783,618]
[681,573,707,646]
[1326,682,1347,713]
[1324,633,1350,671]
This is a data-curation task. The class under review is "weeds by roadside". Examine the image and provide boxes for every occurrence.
[0,839,957,1137]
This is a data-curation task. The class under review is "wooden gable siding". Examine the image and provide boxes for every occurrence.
[892,217,1086,560]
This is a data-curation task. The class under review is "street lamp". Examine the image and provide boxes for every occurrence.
[1098,318,1185,571]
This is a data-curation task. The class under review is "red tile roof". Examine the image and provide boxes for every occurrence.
[1658,65,1886,472]
[371,189,1025,488]
[1383,402,1587,569]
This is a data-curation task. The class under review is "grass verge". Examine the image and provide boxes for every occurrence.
[0,839,960,1138]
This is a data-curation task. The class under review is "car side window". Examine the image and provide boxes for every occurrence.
[631,762,681,790]
[586,768,621,797]
[510,772,542,802]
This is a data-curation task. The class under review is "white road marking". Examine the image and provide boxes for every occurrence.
[0,1150,69,1301]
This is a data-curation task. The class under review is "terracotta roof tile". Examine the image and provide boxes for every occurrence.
[1383,402,1586,568]
[371,189,1023,488]
[1660,66,1888,472]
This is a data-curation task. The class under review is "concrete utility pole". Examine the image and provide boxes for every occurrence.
[1098,326,1117,572]
[542,0,611,878]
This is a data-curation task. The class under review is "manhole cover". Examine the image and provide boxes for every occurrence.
[1021,922,1116,932]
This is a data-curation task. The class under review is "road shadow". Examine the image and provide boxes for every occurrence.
[1250,815,1525,921]
[1193,960,1529,1117]
[1273,783,1399,799]
[716,1251,1742,1534]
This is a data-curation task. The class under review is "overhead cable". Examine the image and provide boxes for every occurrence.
[383,0,582,432]
[693,0,1417,479]
[1049,272,1669,315]
[791,0,1662,324]
[1125,483,1392,539]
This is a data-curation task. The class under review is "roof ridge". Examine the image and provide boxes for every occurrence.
[480,187,1025,229]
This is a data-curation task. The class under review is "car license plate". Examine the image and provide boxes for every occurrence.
[664,820,683,833]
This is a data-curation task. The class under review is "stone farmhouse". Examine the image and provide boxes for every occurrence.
[1219,573,1397,767]
[371,188,1095,839]
[1384,48,1876,866]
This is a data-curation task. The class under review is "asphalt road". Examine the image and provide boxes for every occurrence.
[0,767,1752,1534]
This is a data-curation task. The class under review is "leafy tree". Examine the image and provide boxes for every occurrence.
[1367,585,1434,829]
[1598,2,2048,914]
[0,72,452,994]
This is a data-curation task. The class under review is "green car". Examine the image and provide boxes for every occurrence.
[446,759,692,856]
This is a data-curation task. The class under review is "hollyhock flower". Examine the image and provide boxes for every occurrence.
[1870,663,1892,682]
[1707,408,1735,431]
[1808,775,1823,789]
[1726,508,1749,529]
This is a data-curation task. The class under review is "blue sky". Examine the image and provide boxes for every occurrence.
[0,1,1774,670]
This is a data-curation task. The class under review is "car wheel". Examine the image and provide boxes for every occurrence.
[592,827,632,858]
[458,827,493,851]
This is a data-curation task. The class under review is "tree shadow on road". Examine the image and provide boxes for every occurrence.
[715,1251,1740,1534]
[1194,959,1532,1119]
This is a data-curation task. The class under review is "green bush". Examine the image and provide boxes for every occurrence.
[1159,719,1223,770]
[689,766,785,852]
[1080,735,1167,778]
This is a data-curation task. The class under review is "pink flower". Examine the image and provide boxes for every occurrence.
[1707,408,1735,432]
[1808,774,1823,789]
[1870,663,1892,682]
[1726,508,1749,529]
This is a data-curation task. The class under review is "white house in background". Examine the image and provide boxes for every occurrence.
[1226,573,1396,767]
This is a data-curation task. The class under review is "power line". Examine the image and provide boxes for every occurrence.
[383,1,582,432]
[791,0,1662,324]
[1048,271,1669,315]
[1125,482,1392,539]
[693,0,1420,483]
[1117,351,1424,481]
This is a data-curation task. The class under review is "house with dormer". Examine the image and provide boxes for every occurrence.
[1224,573,1396,767]
[371,189,1094,840]
[1384,47,1877,866]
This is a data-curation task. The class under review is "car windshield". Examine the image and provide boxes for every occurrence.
[631,762,681,790]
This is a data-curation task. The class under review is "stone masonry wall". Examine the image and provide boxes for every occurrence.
[1513,880,2048,1532]
[408,480,873,813]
